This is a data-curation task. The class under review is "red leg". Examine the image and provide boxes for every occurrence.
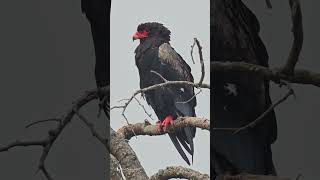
[161,115,174,131]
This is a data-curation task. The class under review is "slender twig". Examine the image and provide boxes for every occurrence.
[0,140,46,151]
[190,40,196,64]
[176,88,202,104]
[151,70,168,82]
[74,108,109,151]
[25,119,61,128]
[134,97,154,121]
[233,86,294,134]
[193,38,205,86]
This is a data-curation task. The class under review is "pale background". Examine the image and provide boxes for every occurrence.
[110,0,210,177]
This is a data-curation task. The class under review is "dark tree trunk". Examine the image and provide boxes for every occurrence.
[211,0,277,177]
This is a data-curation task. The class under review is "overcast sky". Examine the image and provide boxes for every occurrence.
[110,0,210,177]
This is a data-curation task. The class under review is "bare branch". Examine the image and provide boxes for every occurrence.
[151,70,168,82]
[176,88,202,104]
[0,86,110,180]
[110,129,149,180]
[134,97,154,121]
[282,0,303,75]
[111,80,209,125]
[74,109,109,151]
[193,38,205,86]
[213,83,294,133]
[0,140,46,151]
[190,40,196,64]
[25,119,61,128]
[211,61,320,87]
[117,117,209,140]
[233,85,294,134]
[149,166,210,180]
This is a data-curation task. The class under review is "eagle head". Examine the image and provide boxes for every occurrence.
[132,22,171,42]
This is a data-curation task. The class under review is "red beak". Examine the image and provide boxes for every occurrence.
[132,31,148,41]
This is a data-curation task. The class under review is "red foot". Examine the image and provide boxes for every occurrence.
[161,115,174,131]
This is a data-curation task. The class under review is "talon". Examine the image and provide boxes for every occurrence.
[162,115,174,131]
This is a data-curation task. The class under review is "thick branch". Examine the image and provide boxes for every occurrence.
[110,129,149,180]
[117,117,210,140]
[211,61,320,87]
[149,166,210,180]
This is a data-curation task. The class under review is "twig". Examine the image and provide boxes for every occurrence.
[0,140,46,151]
[282,0,303,75]
[111,80,209,117]
[190,40,196,64]
[25,119,61,128]
[193,38,205,86]
[234,85,294,134]
[0,86,109,180]
[151,70,168,82]
[74,108,109,151]
[134,97,154,121]
[176,88,202,104]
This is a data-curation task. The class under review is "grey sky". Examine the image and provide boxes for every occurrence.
[110,0,210,177]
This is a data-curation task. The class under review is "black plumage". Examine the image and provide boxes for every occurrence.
[81,0,110,118]
[81,0,110,88]
[212,0,277,175]
[133,22,196,165]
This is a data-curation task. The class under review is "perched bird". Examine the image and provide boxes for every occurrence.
[133,22,196,165]
[81,0,110,117]
[212,0,277,175]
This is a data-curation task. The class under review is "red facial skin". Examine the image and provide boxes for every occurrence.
[156,115,174,132]
[132,30,149,40]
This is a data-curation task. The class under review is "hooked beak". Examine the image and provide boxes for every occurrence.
[132,31,148,41]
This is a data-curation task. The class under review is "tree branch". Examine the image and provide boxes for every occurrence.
[110,129,149,180]
[211,61,320,87]
[282,0,303,75]
[149,166,210,180]
[0,86,110,180]
[117,117,210,140]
